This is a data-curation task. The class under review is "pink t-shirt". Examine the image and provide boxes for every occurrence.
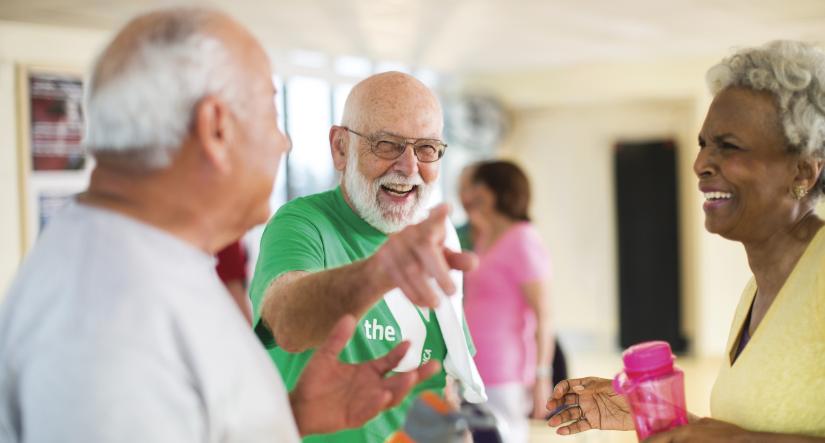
[464,222,551,386]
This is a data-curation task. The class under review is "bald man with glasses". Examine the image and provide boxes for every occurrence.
[250,72,486,443]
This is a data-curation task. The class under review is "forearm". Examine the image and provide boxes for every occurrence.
[535,306,555,377]
[746,432,825,443]
[747,434,825,443]
[260,257,393,352]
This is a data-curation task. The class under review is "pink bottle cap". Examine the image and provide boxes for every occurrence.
[621,341,674,378]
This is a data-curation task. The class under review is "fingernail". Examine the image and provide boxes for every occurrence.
[558,428,569,435]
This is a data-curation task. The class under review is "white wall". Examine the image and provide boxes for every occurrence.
[0,21,109,297]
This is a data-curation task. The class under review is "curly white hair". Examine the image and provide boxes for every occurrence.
[706,40,825,195]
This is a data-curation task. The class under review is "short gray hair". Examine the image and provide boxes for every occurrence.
[85,8,245,170]
[706,40,825,195]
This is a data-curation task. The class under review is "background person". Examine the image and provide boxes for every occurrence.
[216,240,252,324]
[463,160,556,443]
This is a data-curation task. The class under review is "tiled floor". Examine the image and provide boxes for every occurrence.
[527,352,725,442]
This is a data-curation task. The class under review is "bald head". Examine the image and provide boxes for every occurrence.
[341,72,443,139]
[86,7,265,171]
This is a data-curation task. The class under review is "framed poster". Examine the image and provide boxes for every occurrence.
[16,65,91,256]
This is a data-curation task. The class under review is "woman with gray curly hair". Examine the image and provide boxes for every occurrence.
[546,40,825,442]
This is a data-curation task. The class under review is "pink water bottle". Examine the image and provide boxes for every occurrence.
[613,341,688,441]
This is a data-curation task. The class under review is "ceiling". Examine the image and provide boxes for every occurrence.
[2,0,825,75]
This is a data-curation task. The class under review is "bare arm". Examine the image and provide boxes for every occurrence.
[259,204,476,353]
[260,258,393,352]
[644,417,825,442]
[522,280,555,376]
[522,280,555,418]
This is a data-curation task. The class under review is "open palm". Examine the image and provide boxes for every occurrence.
[289,315,440,436]
[546,377,635,435]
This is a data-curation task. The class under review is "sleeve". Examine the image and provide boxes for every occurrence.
[507,225,551,285]
[18,340,203,443]
[248,203,325,342]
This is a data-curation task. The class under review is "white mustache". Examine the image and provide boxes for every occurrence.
[377,172,424,187]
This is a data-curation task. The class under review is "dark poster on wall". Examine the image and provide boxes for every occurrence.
[29,73,85,171]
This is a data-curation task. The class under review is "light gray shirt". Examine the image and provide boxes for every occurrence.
[0,203,300,442]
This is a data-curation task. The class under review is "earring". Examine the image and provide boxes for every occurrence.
[793,185,808,200]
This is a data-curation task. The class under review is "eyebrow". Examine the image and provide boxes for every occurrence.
[376,130,442,141]
[698,132,742,144]
[713,133,742,144]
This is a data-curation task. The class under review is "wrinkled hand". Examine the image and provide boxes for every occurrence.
[372,204,477,307]
[290,315,441,436]
[643,418,746,442]
[546,377,634,435]
[531,378,552,419]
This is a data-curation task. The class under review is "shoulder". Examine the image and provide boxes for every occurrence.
[277,189,339,217]
[501,222,544,251]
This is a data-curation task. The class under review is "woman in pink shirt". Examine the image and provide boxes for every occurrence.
[463,160,555,443]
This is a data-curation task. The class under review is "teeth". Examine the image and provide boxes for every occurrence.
[704,191,733,201]
[383,184,415,193]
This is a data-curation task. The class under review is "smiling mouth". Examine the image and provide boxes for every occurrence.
[381,183,417,197]
[704,191,733,201]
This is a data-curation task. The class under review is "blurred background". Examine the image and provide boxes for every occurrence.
[3,1,825,441]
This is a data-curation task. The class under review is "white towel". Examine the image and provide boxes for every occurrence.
[383,219,487,403]
[432,277,487,403]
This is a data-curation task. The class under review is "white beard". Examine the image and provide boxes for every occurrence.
[343,148,433,234]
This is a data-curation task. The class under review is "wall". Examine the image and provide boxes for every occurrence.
[0,21,109,297]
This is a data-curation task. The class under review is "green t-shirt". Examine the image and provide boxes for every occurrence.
[249,187,473,443]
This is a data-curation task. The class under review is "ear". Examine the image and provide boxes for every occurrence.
[194,95,233,174]
[794,156,825,194]
[329,126,348,172]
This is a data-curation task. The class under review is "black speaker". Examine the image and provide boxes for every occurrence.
[614,140,687,353]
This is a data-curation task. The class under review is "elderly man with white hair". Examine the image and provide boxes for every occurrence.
[0,8,439,442]
[250,72,486,443]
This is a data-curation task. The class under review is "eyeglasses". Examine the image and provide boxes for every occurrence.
[345,127,447,163]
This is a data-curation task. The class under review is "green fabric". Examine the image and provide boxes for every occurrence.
[455,223,473,251]
[250,187,470,443]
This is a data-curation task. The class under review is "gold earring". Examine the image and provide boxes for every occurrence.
[793,185,808,200]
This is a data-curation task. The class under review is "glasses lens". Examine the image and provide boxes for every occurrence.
[414,143,443,162]
[374,140,405,159]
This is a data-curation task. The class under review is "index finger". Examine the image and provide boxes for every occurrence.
[370,340,412,374]
[552,378,587,399]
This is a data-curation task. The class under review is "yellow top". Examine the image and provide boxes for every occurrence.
[710,227,825,435]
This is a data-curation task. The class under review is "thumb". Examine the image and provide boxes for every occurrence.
[317,315,356,357]
[445,249,478,272]
[425,203,450,225]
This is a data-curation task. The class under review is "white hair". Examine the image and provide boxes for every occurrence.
[343,145,433,233]
[85,8,245,170]
[706,40,825,194]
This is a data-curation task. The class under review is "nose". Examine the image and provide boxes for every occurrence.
[693,146,714,179]
[393,142,419,177]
